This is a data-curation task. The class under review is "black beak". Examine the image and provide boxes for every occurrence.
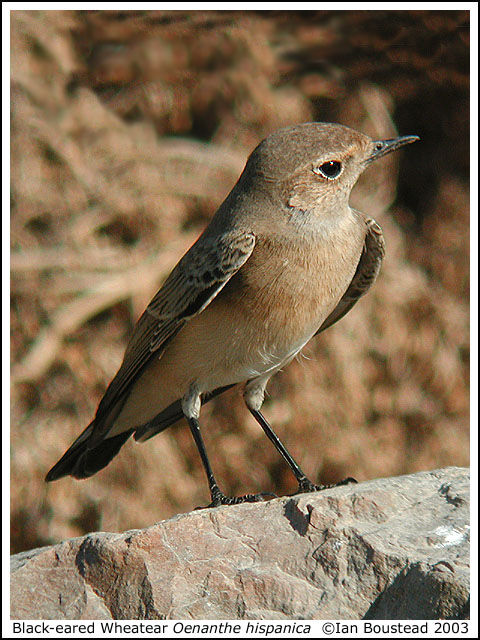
[367,135,420,164]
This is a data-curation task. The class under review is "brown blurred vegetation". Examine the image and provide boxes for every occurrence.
[10,10,469,553]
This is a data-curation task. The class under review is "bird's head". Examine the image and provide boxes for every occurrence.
[245,122,419,216]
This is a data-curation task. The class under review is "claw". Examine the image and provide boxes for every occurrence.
[196,490,277,509]
[334,476,357,487]
[294,476,358,495]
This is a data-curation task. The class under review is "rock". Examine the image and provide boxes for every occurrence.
[10,467,469,620]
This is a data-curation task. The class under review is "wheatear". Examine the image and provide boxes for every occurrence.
[46,123,418,507]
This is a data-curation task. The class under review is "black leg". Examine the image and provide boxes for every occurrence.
[186,416,276,507]
[248,408,357,494]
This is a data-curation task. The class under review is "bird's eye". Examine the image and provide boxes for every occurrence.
[374,142,385,152]
[314,160,342,180]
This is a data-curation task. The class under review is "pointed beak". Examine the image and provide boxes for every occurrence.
[367,135,420,164]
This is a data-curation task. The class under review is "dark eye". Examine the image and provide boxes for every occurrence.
[314,160,342,180]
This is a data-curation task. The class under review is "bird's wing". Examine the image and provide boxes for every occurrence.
[93,229,256,433]
[316,216,385,335]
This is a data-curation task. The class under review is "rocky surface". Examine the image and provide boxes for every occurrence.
[10,467,469,620]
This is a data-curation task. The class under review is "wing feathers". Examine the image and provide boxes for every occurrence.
[145,232,255,320]
[93,230,255,431]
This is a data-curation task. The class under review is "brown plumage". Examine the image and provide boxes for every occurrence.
[46,122,418,507]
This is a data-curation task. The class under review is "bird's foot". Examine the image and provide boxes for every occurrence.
[331,476,358,488]
[294,476,357,495]
[197,487,277,509]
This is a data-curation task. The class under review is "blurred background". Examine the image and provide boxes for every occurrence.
[10,9,469,553]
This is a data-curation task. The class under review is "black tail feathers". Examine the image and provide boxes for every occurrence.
[45,423,134,481]
[46,384,236,481]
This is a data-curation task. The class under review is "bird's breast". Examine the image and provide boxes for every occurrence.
[219,224,365,347]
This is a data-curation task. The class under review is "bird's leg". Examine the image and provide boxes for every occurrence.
[182,385,275,508]
[247,407,320,491]
[247,407,357,495]
[186,416,275,508]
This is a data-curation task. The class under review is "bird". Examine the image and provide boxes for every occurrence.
[46,122,419,507]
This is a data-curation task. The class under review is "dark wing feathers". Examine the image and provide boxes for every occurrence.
[46,230,256,480]
[93,230,256,432]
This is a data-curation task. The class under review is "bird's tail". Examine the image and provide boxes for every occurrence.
[45,421,134,481]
